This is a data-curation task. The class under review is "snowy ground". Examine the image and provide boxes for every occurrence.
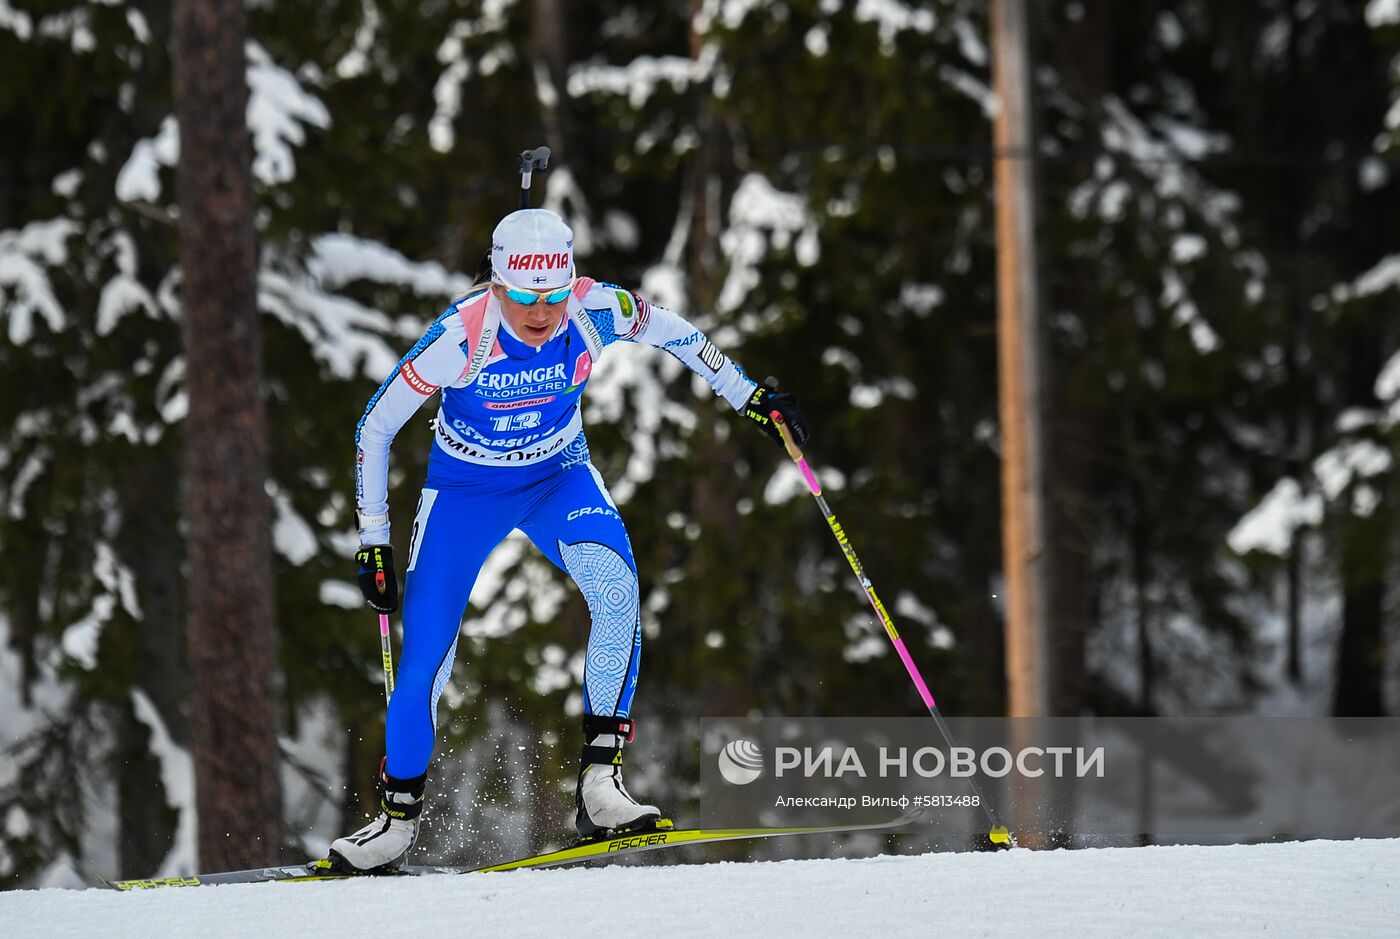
[4,837,1397,938]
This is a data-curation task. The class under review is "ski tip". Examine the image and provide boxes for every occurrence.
[988,826,1015,849]
[104,875,205,890]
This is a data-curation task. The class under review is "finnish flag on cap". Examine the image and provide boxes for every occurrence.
[491,209,575,291]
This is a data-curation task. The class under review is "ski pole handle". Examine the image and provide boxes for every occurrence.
[770,411,823,497]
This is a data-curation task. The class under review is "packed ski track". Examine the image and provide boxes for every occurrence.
[4,836,1398,938]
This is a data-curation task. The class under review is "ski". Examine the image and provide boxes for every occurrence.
[101,812,918,890]
[471,811,916,873]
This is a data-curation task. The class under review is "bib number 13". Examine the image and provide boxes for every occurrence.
[490,411,542,433]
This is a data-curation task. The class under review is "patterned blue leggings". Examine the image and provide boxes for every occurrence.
[385,452,640,779]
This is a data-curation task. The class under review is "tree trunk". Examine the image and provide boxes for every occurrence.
[115,445,188,876]
[531,0,574,159]
[116,705,178,877]
[1333,566,1385,715]
[1044,0,1110,723]
[991,0,1054,720]
[171,0,284,869]
[1331,300,1389,716]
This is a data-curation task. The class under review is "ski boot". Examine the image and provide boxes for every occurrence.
[575,714,662,840]
[326,761,426,873]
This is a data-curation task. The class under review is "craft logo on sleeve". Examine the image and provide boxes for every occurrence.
[664,331,701,350]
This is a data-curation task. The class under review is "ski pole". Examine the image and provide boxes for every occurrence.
[768,407,1013,848]
[378,612,395,705]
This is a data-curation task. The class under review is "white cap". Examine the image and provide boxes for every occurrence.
[491,209,574,291]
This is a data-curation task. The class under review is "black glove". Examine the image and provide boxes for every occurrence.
[742,385,811,448]
[356,544,399,613]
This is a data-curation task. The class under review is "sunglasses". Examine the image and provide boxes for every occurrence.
[501,279,574,306]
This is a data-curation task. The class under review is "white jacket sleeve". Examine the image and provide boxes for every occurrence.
[354,311,469,544]
[579,283,757,411]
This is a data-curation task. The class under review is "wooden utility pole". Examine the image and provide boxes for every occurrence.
[991,0,1052,718]
[172,0,284,868]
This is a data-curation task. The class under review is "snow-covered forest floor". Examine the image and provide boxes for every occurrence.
[4,837,1398,938]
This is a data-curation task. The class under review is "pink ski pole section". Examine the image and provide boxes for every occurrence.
[892,635,937,710]
[795,457,822,496]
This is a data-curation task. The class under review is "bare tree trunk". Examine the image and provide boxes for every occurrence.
[1332,317,1389,715]
[114,445,187,876]
[1045,0,1111,723]
[171,0,284,869]
[1281,0,1310,689]
[1285,534,1304,684]
[991,0,1056,850]
[116,706,178,876]
[991,0,1053,720]
[531,0,573,158]
[1132,511,1154,845]
[1334,555,1386,715]
[687,0,727,309]
[1334,516,1388,715]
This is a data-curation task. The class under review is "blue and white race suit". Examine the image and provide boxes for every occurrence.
[355,277,755,778]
